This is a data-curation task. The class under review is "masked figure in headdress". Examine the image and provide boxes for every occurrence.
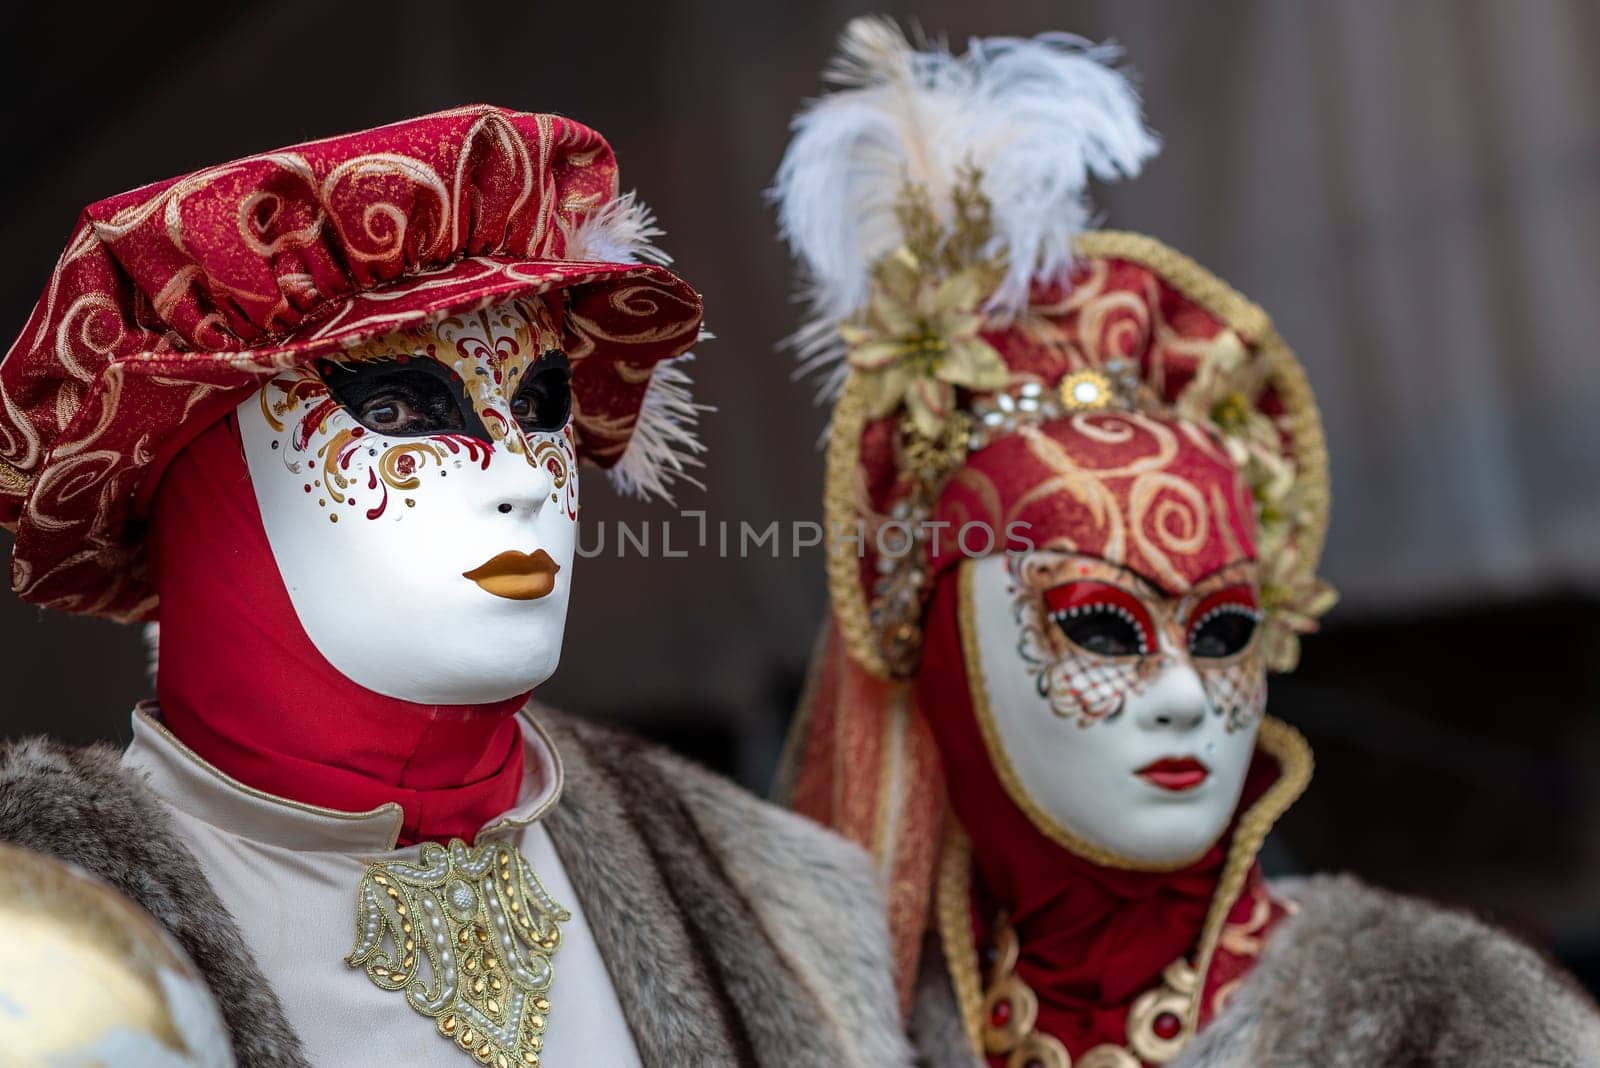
[774,21,1600,1068]
[0,106,908,1068]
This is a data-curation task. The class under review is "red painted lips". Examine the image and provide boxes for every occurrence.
[1135,756,1210,792]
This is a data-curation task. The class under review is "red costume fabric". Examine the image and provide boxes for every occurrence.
[151,417,527,847]
[0,105,703,623]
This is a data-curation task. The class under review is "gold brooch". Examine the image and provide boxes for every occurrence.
[348,839,569,1067]
[1058,369,1116,411]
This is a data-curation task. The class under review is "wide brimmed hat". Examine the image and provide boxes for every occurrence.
[0,104,704,621]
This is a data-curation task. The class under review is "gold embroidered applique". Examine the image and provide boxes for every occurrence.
[347,839,569,1067]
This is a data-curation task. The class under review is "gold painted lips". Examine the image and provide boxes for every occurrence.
[463,548,561,601]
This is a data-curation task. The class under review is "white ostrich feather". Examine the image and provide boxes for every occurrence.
[605,346,709,501]
[772,17,1159,390]
[562,192,706,501]
[561,190,672,266]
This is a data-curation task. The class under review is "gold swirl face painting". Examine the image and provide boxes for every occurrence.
[237,296,579,704]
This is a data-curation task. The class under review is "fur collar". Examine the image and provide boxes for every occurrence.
[910,873,1600,1067]
[0,711,911,1068]
[540,711,911,1066]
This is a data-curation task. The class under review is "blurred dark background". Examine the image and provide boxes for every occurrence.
[2,1,1598,989]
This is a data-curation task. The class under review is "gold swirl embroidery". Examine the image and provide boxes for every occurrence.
[1126,471,1212,593]
[348,839,569,1068]
[0,458,27,495]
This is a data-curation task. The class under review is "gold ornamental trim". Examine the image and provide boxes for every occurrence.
[935,826,984,1052]
[823,372,891,677]
[1182,717,1311,1040]
[0,459,27,495]
[348,838,570,1068]
[936,719,1313,1057]
[1075,230,1331,628]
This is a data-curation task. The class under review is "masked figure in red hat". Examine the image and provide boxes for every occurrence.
[0,106,909,1068]
[774,21,1600,1068]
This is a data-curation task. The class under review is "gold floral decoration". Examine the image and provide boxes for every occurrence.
[840,173,1010,441]
[1175,328,1336,671]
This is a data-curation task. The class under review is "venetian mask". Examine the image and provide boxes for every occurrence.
[237,296,579,704]
[964,546,1266,867]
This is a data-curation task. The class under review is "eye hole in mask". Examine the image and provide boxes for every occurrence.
[318,357,491,441]
[1043,581,1156,658]
[510,351,572,434]
[1186,585,1260,659]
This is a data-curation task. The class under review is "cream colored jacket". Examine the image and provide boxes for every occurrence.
[121,707,640,1067]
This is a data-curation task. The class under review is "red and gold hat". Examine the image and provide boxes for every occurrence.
[0,105,704,621]
[824,233,1332,679]
[773,20,1335,1004]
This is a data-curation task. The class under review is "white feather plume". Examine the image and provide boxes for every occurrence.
[562,192,707,501]
[772,17,1159,388]
[561,190,673,266]
[605,345,709,501]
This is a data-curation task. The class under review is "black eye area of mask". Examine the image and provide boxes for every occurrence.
[1188,609,1258,659]
[319,352,573,442]
[319,357,489,440]
[1052,609,1147,658]
[510,352,572,434]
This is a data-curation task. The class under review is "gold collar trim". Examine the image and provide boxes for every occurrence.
[937,717,1312,1053]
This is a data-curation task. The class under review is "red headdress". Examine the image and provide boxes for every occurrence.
[0,104,704,621]
[773,19,1336,1054]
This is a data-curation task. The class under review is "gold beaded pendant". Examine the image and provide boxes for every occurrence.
[348,839,569,1067]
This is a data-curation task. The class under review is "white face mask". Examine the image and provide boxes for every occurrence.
[238,298,579,704]
[964,550,1267,868]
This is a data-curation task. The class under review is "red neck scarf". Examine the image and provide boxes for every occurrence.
[917,572,1272,1061]
[149,417,528,847]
